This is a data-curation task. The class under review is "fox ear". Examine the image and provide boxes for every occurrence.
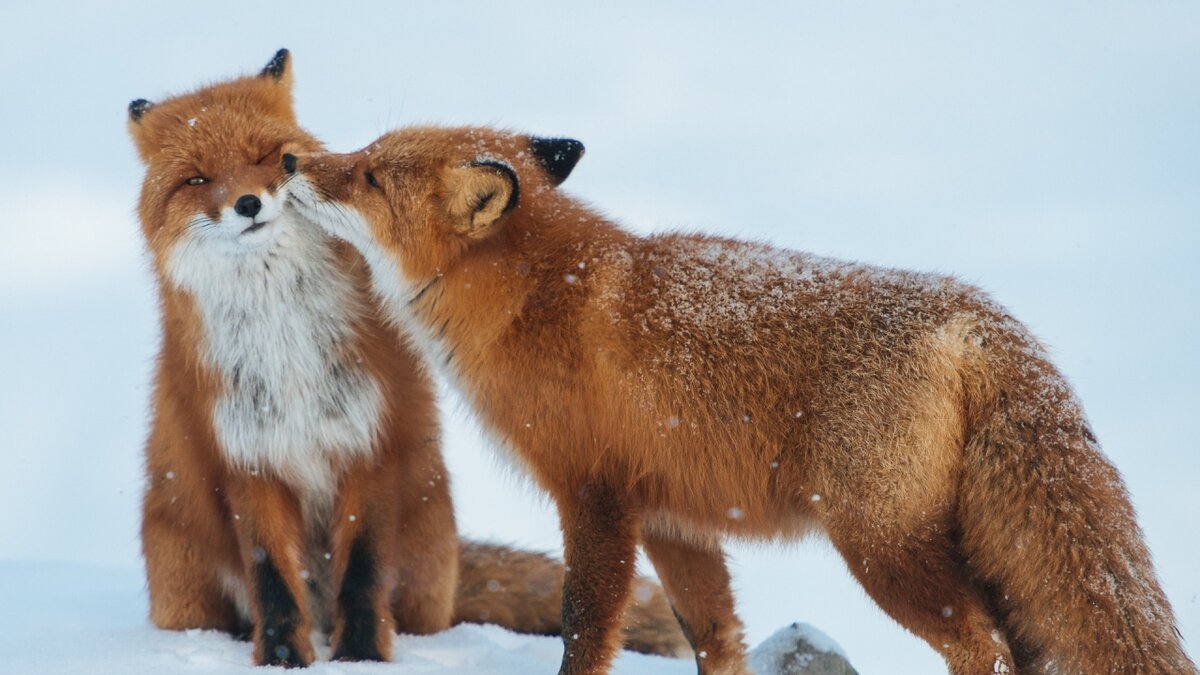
[128,98,153,124]
[529,137,584,185]
[260,48,291,84]
[258,49,297,123]
[444,160,520,238]
[127,98,157,163]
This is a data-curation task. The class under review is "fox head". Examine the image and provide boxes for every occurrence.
[285,126,584,285]
[128,49,323,263]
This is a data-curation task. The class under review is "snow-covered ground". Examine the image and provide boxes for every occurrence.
[0,561,693,674]
[0,561,850,674]
[1,3,1197,673]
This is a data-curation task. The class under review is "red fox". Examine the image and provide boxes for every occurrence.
[285,126,1196,674]
[127,52,686,667]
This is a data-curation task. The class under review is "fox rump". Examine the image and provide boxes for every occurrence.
[128,52,686,666]
[286,126,1195,674]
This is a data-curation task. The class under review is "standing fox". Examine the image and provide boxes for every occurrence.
[127,52,686,667]
[286,126,1196,674]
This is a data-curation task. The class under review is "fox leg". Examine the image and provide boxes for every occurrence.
[142,498,245,634]
[326,456,456,661]
[386,470,458,637]
[826,515,1014,675]
[142,422,246,635]
[328,532,396,662]
[326,461,396,662]
[641,531,747,675]
[225,474,314,668]
[556,484,641,675]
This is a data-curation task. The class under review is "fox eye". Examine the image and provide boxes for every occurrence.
[186,176,208,186]
[256,144,282,165]
[364,170,382,190]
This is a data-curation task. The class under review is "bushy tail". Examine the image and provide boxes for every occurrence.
[453,540,691,658]
[958,340,1194,673]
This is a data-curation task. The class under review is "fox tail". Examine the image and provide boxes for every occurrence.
[957,328,1194,673]
[454,540,691,658]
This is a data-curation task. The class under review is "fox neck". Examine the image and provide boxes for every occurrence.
[162,211,383,500]
[373,198,627,392]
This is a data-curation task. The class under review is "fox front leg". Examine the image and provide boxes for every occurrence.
[225,474,315,667]
[556,484,641,675]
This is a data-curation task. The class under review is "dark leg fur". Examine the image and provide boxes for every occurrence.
[557,484,640,675]
[332,537,385,662]
[255,553,309,668]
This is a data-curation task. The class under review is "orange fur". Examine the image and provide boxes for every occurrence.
[130,54,685,667]
[289,126,1196,674]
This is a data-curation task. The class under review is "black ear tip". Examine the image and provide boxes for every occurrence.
[261,48,290,80]
[530,136,585,185]
[128,98,153,122]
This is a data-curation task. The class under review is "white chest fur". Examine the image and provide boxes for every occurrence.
[165,214,384,500]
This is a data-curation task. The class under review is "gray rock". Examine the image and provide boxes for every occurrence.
[748,622,858,675]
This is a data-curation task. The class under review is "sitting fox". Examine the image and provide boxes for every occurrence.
[127,53,685,667]
[284,126,1195,674]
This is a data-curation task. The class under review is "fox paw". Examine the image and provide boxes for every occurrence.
[257,637,311,668]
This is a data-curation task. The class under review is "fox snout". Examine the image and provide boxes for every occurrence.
[282,151,337,178]
[281,150,356,201]
[281,151,335,185]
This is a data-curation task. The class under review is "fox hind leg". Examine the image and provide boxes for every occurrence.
[641,530,747,674]
[142,451,247,636]
[387,504,458,637]
[386,459,457,638]
[826,512,1015,675]
[142,508,246,635]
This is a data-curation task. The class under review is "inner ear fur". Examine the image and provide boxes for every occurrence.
[443,161,519,237]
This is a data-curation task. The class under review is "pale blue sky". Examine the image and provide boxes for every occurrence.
[1,3,1197,672]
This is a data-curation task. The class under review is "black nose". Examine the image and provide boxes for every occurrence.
[234,194,262,218]
[282,153,297,174]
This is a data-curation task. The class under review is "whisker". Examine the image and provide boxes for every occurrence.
[275,172,297,192]
[408,276,441,306]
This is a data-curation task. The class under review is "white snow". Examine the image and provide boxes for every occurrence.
[749,623,851,675]
[0,561,844,674]
[0,561,697,674]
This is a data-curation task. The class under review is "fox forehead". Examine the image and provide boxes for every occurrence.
[153,136,285,183]
[131,76,298,163]
[151,114,294,167]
